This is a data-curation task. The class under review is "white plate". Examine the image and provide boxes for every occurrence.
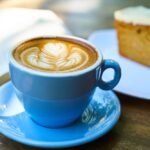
[88,29,150,100]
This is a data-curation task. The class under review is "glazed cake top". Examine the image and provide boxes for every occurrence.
[114,6,150,25]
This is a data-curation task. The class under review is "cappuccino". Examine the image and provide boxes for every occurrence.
[13,37,98,73]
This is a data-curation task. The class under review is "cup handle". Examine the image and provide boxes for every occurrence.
[97,59,121,90]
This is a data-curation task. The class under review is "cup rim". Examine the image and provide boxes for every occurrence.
[9,35,103,77]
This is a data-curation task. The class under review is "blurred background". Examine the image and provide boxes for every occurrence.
[0,0,150,38]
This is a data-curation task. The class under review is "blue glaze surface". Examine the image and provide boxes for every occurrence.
[9,59,97,127]
[9,36,121,127]
[0,82,121,148]
[98,59,121,90]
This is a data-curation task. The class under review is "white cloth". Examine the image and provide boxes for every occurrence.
[0,8,70,80]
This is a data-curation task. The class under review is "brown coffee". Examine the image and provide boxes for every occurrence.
[13,37,98,73]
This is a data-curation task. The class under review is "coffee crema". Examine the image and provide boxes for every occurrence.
[13,38,98,73]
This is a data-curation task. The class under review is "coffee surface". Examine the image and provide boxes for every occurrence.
[13,38,98,73]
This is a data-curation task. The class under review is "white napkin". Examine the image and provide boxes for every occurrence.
[0,8,70,84]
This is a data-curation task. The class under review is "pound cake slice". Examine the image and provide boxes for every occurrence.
[114,6,150,67]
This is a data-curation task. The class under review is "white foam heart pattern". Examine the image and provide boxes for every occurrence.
[20,42,90,72]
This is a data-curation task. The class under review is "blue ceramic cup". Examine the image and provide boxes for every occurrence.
[9,36,121,128]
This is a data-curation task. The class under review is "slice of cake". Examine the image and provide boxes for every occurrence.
[114,6,150,67]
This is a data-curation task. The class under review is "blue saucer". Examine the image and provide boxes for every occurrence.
[0,82,121,148]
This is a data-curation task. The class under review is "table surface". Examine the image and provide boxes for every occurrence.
[0,0,150,150]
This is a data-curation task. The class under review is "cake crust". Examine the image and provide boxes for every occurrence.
[115,20,150,67]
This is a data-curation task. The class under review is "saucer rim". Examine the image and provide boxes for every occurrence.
[0,81,121,148]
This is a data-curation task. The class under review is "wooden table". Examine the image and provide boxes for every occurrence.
[0,0,150,150]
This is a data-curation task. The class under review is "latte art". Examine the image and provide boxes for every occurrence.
[13,38,98,73]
